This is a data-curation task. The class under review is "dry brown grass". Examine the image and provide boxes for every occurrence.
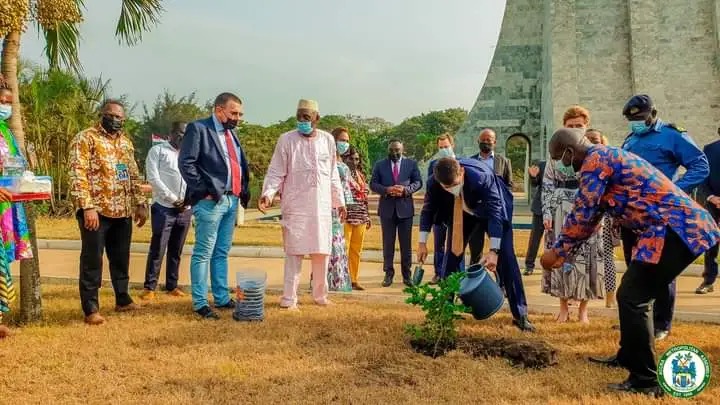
[1,284,718,404]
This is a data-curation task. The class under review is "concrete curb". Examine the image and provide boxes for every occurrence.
[36,239,706,277]
[36,275,719,324]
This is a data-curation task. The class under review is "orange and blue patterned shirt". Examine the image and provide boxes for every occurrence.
[552,145,720,264]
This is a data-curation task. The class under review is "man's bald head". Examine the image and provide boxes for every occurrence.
[548,128,592,171]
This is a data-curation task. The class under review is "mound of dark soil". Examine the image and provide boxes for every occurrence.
[409,337,456,358]
[457,336,559,369]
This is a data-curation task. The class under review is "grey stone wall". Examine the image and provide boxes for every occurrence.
[459,0,720,162]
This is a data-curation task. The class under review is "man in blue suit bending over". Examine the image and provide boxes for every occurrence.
[417,157,535,332]
[179,92,250,320]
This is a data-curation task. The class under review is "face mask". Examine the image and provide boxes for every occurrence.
[297,121,313,136]
[479,142,492,153]
[336,141,349,155]
[445,183,463,197]
[388,152,401,162]
[437,147,454,159]
[629,120,648,134]
[0,104,11,121]
[101,115,124,134]
[223,119,238,130]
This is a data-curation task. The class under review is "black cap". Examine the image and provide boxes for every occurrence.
[623,94,654,117]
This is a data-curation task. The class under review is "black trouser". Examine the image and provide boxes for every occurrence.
[380,213,413,280]
[525,213,544,270]
[77,211,133,316]
[621,227,675,331]
[616,227,697,387]
[143,203,192,291]
[468,226,485,265]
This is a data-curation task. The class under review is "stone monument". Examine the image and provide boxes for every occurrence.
[456,0,720,164]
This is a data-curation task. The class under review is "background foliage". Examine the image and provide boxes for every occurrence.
[15,64,531,213]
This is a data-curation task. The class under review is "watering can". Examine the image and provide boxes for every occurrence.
[459,264,504,320]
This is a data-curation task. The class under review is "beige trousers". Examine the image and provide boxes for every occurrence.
[281,254,329,307]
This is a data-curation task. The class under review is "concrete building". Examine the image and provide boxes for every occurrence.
[456,0,720,179]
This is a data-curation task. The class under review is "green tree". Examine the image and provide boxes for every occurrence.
[137,91,207,171]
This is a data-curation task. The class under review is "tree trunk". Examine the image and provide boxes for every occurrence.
[2,31,43,323]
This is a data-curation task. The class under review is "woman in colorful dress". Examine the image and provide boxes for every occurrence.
[541,106,603,323]
[0,75,33,338]
[585,129,620,308]
[325,127,353,291]
[343,146,371,290]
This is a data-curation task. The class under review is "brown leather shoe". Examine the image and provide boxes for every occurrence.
[167,288,186,297]
[0,324,11,338]
[139,289,155,301]
[84,312,106,325]
[351,282,365,291]
[115,303,140,312]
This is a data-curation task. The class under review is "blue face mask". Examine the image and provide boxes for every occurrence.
[297,121,313,136]
[629,120,648,134]
[336,141,349,155]
[437,147,454,158]
[0,104,11,121]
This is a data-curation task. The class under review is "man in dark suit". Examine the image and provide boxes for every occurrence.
[179,92,250,319]
[370,139,423,287]
[523,160,546,275]
[426,133,462,284]
[417,158,534,331]
[468,128,513,263]
[697,126,720,294]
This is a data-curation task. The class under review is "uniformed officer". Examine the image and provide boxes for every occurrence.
[618,95,709,340]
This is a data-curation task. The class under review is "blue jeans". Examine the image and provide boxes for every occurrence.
[190,196,237,310]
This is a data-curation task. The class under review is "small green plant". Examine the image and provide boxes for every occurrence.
[403,272,471,357]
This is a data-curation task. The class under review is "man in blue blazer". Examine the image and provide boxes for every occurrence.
[370,139,423,287]
[417,157,535,332]
[179,92,250,319]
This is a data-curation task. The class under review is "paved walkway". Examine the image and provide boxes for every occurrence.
[17,247,720,323]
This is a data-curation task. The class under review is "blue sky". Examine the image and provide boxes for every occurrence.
[20,0,505,125]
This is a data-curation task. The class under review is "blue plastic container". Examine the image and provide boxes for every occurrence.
[458,264,504,320]
[233,270,267,322]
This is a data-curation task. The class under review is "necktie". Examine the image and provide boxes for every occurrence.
[392,162,399,183]
[224,130,242,196]
[451,194,464,256]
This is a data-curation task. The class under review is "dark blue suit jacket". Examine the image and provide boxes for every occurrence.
[370,157,423,219]
[179,116,250,207]
[699,140,720,203]
[420,159,510,241]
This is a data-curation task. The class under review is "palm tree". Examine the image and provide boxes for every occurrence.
[0,0,164,322]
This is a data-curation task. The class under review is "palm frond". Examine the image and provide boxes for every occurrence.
[41,21,83,73]
[115,0,164,46]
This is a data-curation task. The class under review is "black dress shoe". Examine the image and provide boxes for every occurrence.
[523,268,534,276]
[607,381,663,397]
[195,306,220,320]
[654,329,669,341]
[215,299,236,310]
[513,316,536,332]
[588,355,622,368]
[403,278,413,287]
[382,275,393,287]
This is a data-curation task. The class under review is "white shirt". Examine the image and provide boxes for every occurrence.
[419,190,501,250]
[146,142,186,208]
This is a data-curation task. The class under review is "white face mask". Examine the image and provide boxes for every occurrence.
[445,183,463,196]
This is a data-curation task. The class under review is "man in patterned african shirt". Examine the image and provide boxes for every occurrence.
[540,128,720,397]
[69,99,148,325]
